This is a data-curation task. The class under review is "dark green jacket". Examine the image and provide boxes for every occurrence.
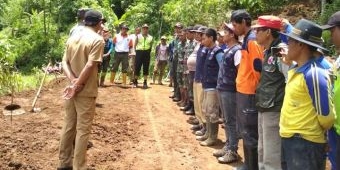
[255,38,286,112]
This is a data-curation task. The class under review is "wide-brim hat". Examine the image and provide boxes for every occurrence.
[252,15,282,30]
[281,18,328,52]
[321,11,340,30]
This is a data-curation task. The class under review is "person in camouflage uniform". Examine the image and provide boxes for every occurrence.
[170,23,184,102]
[180,26,197,114]
[176,30,188,107]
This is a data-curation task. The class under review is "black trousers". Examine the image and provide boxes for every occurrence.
[135,50,151,77]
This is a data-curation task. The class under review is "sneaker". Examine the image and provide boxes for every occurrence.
[218,150,240,164]
[143,81,148,89]
[213,145,227,157]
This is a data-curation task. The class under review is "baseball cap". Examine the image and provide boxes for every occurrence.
[121,24,129,30]
[252,15,282,30]
[224,23,235,32]
[161,36,167,40]
[196,26,208,33]
[185,26,195,32]
[84,10,102,25]
[321,11,340,30]
[142,24,149,28]
[175,22,183,28]
[218,30,225,36]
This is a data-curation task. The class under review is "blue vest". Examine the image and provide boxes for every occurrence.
[194,45,208,82]
[217,44,242,92]
[202,46,223,89]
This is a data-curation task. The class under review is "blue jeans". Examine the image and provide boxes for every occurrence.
[236,92,258,149]
[217,90,238,151]
[281,136,326,170]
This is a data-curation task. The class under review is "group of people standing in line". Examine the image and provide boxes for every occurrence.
[168,9,340,170]
[56,7,340,170]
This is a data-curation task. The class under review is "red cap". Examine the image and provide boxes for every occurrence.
[252,15,282,30]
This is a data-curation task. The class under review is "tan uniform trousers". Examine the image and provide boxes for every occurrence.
[202,89,220,123]
[59,96,96,170]
[193,82,206,123]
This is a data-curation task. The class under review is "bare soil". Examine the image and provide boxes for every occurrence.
[0,77,243,170]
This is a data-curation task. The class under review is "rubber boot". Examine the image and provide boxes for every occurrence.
[151,72,156,84]
[100,74,105,86]
[122,73,127,86]
[110,72,116,84]
[200,122,218,146]
[185,101,194,115]
[247,147,258,170]
[143,80,148,89]
[158,74,163,85]
[195,123,206,136]
[235,143,249,170]
[180,101,191,111]
[133,78,138,88]
[196,121,210,141]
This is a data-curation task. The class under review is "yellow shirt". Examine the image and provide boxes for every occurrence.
[63,27,104,97]
[280,60,335,143]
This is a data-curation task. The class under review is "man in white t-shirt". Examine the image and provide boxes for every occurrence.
[152,36,169,85]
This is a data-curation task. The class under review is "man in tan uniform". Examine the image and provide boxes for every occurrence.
[58,10,104,170]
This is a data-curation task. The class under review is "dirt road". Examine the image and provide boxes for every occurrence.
[0,78,245,170]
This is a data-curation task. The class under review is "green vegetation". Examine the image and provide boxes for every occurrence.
[0,0,336,94]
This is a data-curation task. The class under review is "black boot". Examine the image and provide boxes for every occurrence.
[185,102,194,115]
[180,102,190,111]
[143,80,148,89]
[247,147,258,170]
[235,143,249,170]
[133,79,138,87]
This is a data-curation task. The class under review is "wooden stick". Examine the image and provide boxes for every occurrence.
[31,62,51,112]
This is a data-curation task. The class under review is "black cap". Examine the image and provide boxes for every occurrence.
[84,10,102,26]
[231,9,251,21]
[321,11,340,30]
[77,8,90,20]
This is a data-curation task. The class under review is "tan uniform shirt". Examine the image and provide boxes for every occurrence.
[63,27,104,97]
